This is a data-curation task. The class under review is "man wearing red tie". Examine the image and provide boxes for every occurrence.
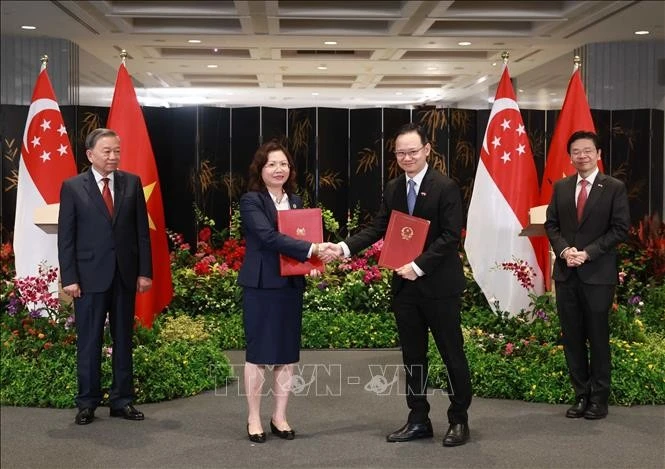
[544,131,630,420]
[58,128,152,425]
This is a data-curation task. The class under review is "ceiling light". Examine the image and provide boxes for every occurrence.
[213,48,219,52]
[476,75,487,84]
[21,25,36,30]
[311,92,319,96]
[634,30,650,35]
[207,64,218,68]
[395,92,403,96]
[458,41,472,46]
[317,65,327,70]
[518,89,524,93]
[427,66,437,71]
[324,41,337,45]
[492,62,497,67]
[188,39,202,44]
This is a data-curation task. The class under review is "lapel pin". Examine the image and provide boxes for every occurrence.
[420,192,427,196]
[292,203,296,209]
[597,184,603,188]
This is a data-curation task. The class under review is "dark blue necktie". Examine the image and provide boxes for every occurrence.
[407,179,416,215]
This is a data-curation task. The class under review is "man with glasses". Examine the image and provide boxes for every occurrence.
[321,123,472,446]
[545,130,630,420]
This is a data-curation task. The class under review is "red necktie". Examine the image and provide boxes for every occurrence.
[577,179,588,222]
[102,177,114,216]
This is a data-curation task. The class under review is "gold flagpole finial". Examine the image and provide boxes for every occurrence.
[120,49,128,65]
[501,51,510,65]
[573,55,582,71]
[40,54,48,71]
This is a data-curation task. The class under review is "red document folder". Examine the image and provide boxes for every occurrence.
[378,210,431,269]
[277,208,324,276]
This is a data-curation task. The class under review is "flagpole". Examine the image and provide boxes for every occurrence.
[573,54,581,72]
[501,50,509,65]
[40,54,48,72]
[120,49,128,66]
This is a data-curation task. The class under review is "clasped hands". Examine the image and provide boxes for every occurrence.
[564,247,589,268]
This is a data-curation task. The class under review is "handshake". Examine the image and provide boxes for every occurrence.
[312,242,344,264]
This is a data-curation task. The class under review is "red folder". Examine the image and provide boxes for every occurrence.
[378,210,430,269]
[277,208,324,276]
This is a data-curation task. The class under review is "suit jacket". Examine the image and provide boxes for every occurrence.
[237,190,311,290]
[544,172,630,285]
[345,167,466,298]
[58,169,152,292]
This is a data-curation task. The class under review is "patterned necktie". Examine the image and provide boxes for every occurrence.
[102,177,114,216]
[577,179,588,222]
[407,179,416,215]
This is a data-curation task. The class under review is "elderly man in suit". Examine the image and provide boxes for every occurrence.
[544,130,630,420]
[321,123,472,447]
[58,128,152,425]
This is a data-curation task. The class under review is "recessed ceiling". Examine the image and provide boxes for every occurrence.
[1,0,663,108]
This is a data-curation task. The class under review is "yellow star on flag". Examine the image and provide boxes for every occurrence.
[143,181,156,230]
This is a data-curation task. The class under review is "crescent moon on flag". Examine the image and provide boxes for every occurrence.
[481,97,520,155]
[22,98,60,150]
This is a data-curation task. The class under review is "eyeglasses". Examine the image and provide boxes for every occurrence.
[395,146,425,159]
[571,148,597,157]
[264,161,290,170]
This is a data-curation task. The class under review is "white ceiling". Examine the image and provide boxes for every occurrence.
[1,0,663,109]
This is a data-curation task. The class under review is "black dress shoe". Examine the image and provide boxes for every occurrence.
[270,420,295,440]
[110,404,144,420]
[443,423,470,447]
[386,419,433,442]
[75,408,95,425]
[584,402,608,420]
[247,424,266,443]
[566,396,588,418]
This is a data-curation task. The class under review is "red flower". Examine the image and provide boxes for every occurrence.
[199,227,212,242]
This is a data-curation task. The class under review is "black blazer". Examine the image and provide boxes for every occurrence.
[544,172,630,285]
[58,169,152,292]
[345,167,466,298]
[237,190,311,289]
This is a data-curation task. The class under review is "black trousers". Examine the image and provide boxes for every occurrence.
[392,288,472,424]
[74,272,136,410]
[555,272,614,405]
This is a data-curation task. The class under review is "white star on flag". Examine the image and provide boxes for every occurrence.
[39,150,51,162]
[57,124,67,136]
[57,143,68,156]
[491,136,501,148]
[31,136,41,147]
[464,64,545,316]
[40,119,51,131]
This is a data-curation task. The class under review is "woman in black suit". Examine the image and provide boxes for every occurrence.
[237,141,323,443]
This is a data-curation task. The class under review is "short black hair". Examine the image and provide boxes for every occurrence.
[567,130,600,154]
[395,123,429,145]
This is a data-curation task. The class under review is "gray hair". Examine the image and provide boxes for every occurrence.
[85,128,119,150]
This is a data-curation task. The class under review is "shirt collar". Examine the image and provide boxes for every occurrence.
[91,167,114,184]
[577,167,599,186]
[405,163,428,188]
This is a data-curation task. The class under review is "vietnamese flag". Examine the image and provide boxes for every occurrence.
[540,68,601,205]
[107,63,173,328]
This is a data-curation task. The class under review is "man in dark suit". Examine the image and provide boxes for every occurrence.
[321,123,472,446]
[544,130,630,420]
[58,128,152,425]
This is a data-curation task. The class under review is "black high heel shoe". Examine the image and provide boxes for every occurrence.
[270,420,295,440]
[247,424,266,443]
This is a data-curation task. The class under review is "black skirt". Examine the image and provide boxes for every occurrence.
[242,286,304,365]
